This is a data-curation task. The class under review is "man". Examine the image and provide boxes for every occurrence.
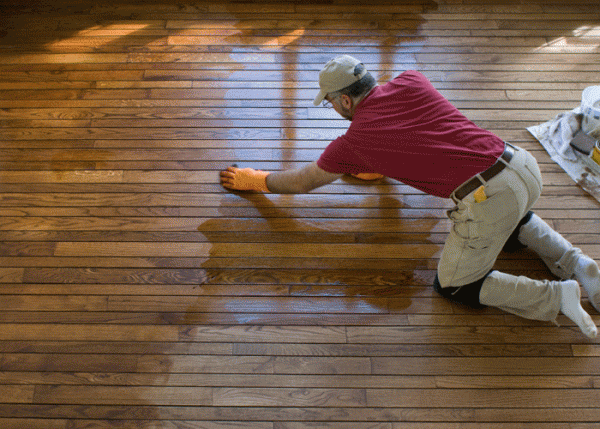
[220,55,600,339]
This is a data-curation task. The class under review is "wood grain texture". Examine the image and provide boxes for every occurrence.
[1,0,600,427]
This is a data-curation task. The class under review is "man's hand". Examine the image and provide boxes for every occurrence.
[351,173,384,181]
[220,166,270,192]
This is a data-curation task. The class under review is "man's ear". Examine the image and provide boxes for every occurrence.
[340,94,352,109]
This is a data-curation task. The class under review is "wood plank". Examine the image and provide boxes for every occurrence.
[33,386,213,406]
[350,325,600,344]
[0,404,599,423]
[0,386,35,404]
[367,388,600,408]
[0,268,24,283]
[0,324,179,342]
[212,387,367,407]
[52,241,443,259]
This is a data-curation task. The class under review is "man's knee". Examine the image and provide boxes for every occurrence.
[434,211,534,309]
[502,210,534,253]
[433,272,491,309]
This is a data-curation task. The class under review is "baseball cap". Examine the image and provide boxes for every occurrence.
[313,55,367,106]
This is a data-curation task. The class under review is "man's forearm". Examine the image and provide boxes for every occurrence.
[265,161,342,194]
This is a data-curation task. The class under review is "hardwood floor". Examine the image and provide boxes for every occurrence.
[1,0,600,427]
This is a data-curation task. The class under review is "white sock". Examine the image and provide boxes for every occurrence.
[560,280,598,339]
[574,256,600,313]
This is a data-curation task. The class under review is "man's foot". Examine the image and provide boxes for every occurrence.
[560,280,598,339]
[574,256,600,313]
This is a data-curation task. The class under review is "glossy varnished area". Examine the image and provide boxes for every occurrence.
[1,0,600,427]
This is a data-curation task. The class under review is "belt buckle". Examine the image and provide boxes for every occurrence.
[503,143,516,161]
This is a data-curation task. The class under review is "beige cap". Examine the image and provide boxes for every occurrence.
[313,55,367,106]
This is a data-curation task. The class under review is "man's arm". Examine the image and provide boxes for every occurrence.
[266,161,342,193]
[220,161,342,194]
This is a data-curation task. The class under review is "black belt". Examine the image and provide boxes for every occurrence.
[454,144,515,200]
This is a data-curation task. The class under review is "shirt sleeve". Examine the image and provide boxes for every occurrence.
[316,135,373,175]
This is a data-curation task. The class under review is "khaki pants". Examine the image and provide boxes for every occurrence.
[437,144,572,321]
[439,144,543,287]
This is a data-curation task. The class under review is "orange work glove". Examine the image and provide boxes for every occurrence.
[220,165,270,192]
[351,173,384,181]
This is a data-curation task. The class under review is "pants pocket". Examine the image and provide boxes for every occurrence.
[453,219,481,240]
[438,233,497,287]
[447,202,480,240]
[524,161,543,195]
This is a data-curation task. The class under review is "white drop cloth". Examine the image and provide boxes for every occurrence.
[528,108,600,203]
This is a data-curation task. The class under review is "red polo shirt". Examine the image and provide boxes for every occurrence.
[317,70,505,198]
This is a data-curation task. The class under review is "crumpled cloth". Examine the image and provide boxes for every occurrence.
[528,107,600,203]
[545,107,583,161]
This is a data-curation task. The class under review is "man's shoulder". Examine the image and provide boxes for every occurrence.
[389,69,426,83]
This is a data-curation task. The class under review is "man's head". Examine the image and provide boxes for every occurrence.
[313,55,377,120]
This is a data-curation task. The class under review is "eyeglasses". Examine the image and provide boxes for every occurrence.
[322,95,339,109]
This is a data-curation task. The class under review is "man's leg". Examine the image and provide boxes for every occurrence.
[515,212,600,312]
[480,271,597,338]
[436,146,597,337]
[433,272,489,309]
[433,270,598,339]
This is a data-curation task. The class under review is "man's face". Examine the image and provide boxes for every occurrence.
[326,95,353,121]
